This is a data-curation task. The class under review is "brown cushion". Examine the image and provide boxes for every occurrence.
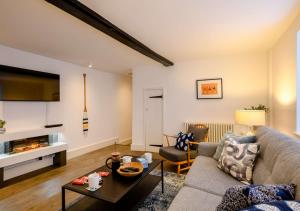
[159,146,197,162]
[187,125,208,150]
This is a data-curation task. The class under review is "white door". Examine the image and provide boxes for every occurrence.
[144,89,163,152]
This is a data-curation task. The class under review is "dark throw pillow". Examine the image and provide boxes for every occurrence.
[216,185,249,211]
[242,184,296,204]
[175,132,194,152]
[187,126,208,150]
[238,136,257,144]
[240,200,300,211]
[216,184,296,211]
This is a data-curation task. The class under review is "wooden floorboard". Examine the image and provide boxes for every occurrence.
[0,144,178,211]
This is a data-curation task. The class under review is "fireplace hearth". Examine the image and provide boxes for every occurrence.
[4,135,49,154]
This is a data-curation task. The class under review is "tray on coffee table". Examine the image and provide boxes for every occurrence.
[61,158,163,211]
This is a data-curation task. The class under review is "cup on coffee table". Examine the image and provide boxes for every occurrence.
[122,155,132,164]
[144,152,152,163]
[88,172,100,191]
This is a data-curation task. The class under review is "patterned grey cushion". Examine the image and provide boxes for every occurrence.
[213,133,257,161]
[217,184,296,211]
[217,140,260,184]
[213,133,237,160]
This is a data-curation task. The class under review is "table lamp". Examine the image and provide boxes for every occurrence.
[235,110,266,135]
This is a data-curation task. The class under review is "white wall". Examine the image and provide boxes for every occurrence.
[132,54,269,150]
[0,45,132,158]
[269,14,300,136]
[117,76,132,142]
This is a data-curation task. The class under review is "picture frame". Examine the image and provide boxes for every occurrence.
[196,78,223,99]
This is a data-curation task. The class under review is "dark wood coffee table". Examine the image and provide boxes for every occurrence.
[62,159,163,211]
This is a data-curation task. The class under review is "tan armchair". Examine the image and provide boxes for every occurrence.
[159,124,208,175]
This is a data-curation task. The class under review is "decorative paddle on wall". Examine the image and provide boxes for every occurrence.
[83,73,88,134]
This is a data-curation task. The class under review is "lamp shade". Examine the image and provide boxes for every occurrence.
[235,110,266,126]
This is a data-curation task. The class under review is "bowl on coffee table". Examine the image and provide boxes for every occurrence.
[117,162,143,177]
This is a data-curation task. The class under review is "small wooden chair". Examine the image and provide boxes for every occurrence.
[159,124,208,175]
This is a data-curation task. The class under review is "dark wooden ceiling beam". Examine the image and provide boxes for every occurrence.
[45,0,174,66]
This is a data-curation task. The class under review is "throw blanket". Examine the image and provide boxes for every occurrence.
[241,200,300,211]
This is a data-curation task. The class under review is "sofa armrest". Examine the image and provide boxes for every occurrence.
[197,142,218,157]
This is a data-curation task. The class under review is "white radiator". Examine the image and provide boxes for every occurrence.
[184,122,234,143]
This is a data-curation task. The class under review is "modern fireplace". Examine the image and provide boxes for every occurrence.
[0,128,67,188]
[4,135,49,154]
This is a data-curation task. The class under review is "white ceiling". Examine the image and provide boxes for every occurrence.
[0,0,300,74]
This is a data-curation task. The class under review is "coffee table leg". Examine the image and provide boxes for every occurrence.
[161,160,164,194]
[62,186,66,211]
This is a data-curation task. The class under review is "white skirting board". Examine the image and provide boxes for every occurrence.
[67,137,118,160]
[4,155,54,180]
[117,137,132,144]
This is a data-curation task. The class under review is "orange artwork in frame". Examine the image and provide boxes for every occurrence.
[196,78,223,99]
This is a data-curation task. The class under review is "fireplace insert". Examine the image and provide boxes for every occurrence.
[4,135,49,154]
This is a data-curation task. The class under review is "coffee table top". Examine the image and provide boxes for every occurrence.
[63,158,162,204]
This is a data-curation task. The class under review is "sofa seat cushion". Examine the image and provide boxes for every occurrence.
[159,146,197,162]
[185,156,244,196]
[168,186,222,211]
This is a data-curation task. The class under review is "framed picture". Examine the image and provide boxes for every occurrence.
[196,78,223,99]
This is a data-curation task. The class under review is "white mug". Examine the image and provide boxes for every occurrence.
[144,152,152,163]
[88,172,100,190]
[122,156,132,164]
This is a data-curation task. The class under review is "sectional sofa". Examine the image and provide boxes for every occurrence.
[168,126,300,210]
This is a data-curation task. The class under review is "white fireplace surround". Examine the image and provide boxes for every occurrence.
[0,127,64,142]
[0,127,67,181]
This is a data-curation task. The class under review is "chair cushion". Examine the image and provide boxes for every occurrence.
[185,156,243,196]
[168,186,222,211]
[187,125,208,150]
[159,146,197,162]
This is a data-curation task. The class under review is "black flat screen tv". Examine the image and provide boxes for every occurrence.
[0,64,60,101]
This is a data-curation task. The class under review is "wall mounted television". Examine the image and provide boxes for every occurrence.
[0,64,60,101]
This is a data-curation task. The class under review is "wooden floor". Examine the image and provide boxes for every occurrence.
[0,144,178,211]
